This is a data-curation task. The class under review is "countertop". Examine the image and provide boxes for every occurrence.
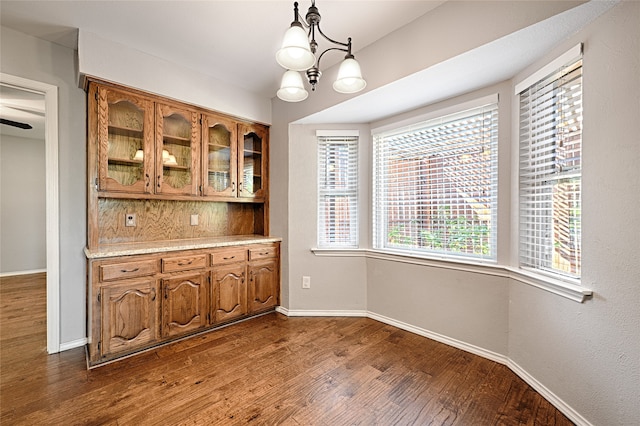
[84,235,282,259]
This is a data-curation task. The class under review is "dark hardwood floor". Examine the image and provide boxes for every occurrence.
[1,273,573,425]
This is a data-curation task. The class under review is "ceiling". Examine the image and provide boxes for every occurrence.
[0,84,45,140]
[0,0,444,99]
[0,1,617,129]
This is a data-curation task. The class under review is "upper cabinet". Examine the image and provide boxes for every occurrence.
[239,124,268,200]
[202,113,238,198]
[156,103,200,196]
[89,81,268,202]
[96,86,154,193]
[202,117,268,201]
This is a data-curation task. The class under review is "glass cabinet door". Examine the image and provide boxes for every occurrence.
[238,123,268,200]
[202,113,237,197]
[156,104,199,195]
[98,87,153,193]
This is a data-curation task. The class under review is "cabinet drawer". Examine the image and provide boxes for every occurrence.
[100,260,158,282]
[212,248,247,265]
[249,246,277,261]
[161,254,208,273]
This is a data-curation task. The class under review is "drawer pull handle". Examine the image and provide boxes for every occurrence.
[177,260,193,266]
[121,268,139,273]
[223,256,236,260]
[259,252,270,256]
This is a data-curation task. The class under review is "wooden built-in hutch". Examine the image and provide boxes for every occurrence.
[84,79,280,367]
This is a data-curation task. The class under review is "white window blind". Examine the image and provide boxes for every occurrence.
[518,55,582,281]
[373,102,498,260]
[318,136,358,248]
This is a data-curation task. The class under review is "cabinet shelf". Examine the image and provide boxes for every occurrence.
[209,142,231,149]
[108,125,144,138]
[163,134,192,146]
[163,163,189,171]
[108,157,143,166]
[243,149,262,155]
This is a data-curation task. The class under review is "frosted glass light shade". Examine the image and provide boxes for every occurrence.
[276,25,315,71]
[277,70,309,102]
[333,57,366,94]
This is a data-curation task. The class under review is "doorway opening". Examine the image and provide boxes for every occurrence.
[0,73,60,353]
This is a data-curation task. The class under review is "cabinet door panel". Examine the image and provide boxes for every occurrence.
[101,279,159,358]
[162,273,208,338]
[97,86,154,193]
[156,104,200,196]
[238,123,268,200]
[202,113,238,197]
[213,264,247,323]
[248,259,279,313]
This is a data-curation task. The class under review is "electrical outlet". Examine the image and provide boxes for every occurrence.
[125,213,136,227]
[302,276,311,289]
[190,214,199,226]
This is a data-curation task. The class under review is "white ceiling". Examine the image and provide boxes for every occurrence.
[0,0,444,99]
[0,84,45,140]
[0,1,617,128]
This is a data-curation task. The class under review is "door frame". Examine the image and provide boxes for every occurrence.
[1,73,60,353]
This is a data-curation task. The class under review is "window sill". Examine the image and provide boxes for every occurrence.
[310,248,593,303]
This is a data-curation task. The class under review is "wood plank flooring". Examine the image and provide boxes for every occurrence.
[1,273,574,425]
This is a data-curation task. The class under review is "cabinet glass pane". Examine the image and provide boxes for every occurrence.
[162,113,192,189]
[207,124,232,192]
[107,100,145,187]
[243,132,263,194]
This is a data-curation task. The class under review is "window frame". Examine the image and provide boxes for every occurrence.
[316,131,359,249]
[516,45,583,284]
[371,95,499,262]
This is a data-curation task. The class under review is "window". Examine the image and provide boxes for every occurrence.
[317,134,358,248]
[518,50,582,281]
[373,100,498,260]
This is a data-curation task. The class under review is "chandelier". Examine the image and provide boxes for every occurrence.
[276,0,367,102]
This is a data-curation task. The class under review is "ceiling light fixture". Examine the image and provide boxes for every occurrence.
[276,0,366,102]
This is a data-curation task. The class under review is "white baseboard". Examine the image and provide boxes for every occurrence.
[507,359,593,426]
[276,306,367,317]
[0,268,46,278]
[366,310,508,365]
[59,337,87,352]
[278,307,590,426]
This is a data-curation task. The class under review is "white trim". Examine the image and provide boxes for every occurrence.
[277,307,592,426]
[59,337,87,352]
[310,248,592,303]
[1,73,60,354]
[507,360,594,426]
[315,129,360,137]
[507,267,590,303]
[371,93,498,135]
[0,269,47,278]
[367,311,508,365]
[276,307,367,317]
[514,43,583,94]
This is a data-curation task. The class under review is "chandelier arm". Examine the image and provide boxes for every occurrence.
[315,46,349,69]
[315,23,351,50]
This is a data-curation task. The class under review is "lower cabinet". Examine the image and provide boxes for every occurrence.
[87,241,280,367]
[100,278,160,359]
[162,272,208,338]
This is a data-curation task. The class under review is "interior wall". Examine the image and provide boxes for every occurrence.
[0,26,87,344]
[285,124,370,312]
[508,2,640,424]
[0,134,46,274]
[365,81,513,357]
